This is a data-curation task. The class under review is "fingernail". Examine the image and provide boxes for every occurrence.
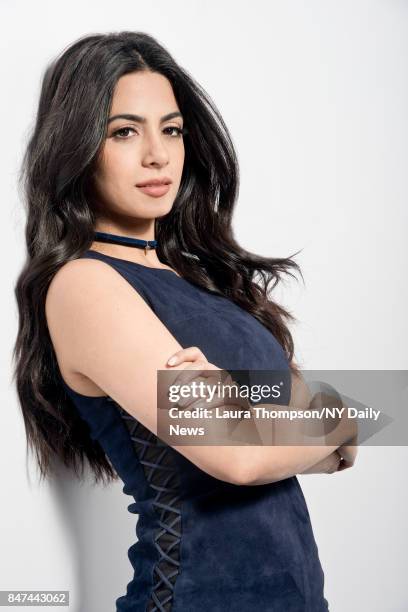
[167,356,177,365]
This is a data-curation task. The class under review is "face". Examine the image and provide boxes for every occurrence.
[91,70,185,222]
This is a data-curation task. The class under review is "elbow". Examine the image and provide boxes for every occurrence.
[228,468,254,486]
[226,461,265,487]
[212,462,255,486]
[230,462,286,487]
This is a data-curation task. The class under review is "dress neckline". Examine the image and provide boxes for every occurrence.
[84,250,183,279]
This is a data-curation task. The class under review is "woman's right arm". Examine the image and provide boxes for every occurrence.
[45,258,355,487]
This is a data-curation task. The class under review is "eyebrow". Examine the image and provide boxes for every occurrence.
[107,111,183,125]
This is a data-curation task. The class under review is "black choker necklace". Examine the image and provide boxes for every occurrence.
[93,231,158,256]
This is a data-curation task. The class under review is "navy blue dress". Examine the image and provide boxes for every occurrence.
[60,249,329,612]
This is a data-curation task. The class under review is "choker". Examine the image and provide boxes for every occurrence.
[93,231,157,256]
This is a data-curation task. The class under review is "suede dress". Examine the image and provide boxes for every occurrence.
[60,249,330,612]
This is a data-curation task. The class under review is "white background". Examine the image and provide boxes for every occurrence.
[1,1,407,611]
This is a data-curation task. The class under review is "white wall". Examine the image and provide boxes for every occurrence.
[1,1,407,610]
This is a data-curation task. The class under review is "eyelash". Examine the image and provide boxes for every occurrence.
[112,126,187,140]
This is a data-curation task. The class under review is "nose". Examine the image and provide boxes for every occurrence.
[141,129,170,168]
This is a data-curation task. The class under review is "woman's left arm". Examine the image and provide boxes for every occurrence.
[165,348,358,476]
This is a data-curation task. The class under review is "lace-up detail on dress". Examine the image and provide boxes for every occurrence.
[116,404,182,612]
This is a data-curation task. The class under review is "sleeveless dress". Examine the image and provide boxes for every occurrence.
[60,249,330,612]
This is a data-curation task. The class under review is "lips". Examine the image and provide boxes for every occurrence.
[135,178,172,187]
[136,182,171,198]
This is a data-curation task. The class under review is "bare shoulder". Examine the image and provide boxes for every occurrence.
[46,257,128,346]
[45,256,151,395]
[46,257,126,310]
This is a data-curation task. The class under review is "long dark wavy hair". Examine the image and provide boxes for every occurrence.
[13,31,304,487]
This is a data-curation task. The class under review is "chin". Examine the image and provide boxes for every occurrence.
[132,201,174,217]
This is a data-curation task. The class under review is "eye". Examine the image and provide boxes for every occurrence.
[111,126,188,140]
[163,126,187,138]
[112,127,137,139]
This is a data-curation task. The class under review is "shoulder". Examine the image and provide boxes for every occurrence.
[47,257,120,302]
[45,256,155,392]
[46,256,141,317]
[45,256,149,350]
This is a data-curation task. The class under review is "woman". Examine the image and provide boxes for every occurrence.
[13,31,356,611]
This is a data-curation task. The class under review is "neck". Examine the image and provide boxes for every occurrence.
[94,220,155,242]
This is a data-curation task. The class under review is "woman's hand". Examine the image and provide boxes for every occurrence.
[166,347,241,410]
[336,435,358,471]
[167,346,209,368]
[301,437,358,475]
